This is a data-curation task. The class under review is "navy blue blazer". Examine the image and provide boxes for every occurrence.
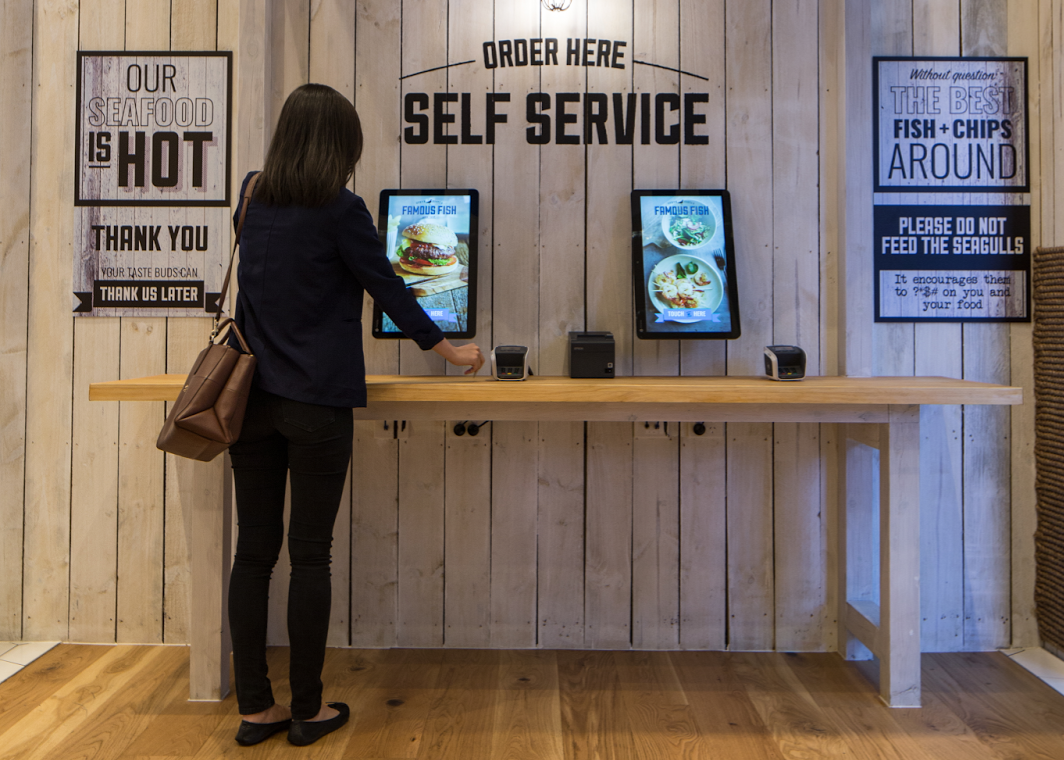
[231,172,444,408]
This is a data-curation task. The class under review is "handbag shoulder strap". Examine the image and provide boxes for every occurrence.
[215,172,262,323]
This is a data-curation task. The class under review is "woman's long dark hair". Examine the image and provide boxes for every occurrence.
[255,83,363,207]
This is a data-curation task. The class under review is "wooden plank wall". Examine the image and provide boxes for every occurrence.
[0,0,34,641]
[866,0,1038,652]
[0,0,1049,653]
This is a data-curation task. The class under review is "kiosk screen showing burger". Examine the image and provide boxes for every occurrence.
[631,189,740,340]
[373,189,478,339]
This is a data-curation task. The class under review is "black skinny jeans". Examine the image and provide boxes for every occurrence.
[227,386,353,720]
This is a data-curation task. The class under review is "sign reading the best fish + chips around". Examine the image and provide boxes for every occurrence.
[874,57,1028,192]
[73,52,232,316]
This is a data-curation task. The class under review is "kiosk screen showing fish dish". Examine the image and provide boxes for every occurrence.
[373,189,478,339]
[632,190,740,339]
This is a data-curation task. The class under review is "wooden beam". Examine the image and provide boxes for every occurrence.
[879,405,922,707]
[845,599,882,656]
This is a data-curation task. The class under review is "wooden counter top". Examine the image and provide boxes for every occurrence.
[90,373,1022,407]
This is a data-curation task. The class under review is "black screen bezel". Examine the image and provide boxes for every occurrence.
[372,188,479,340]
[632,189,741,340]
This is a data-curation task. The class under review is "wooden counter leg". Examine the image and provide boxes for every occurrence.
[838,424,878,662]
[878,405,921,707]
[189,453,233,701]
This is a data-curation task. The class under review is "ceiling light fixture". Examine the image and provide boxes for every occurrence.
[542,0,573,10]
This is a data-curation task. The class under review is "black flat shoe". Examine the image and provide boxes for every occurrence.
[287,702,350,746]
[235,717,292,746]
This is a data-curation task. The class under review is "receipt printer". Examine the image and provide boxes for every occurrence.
[764,345,806,381]
[491,345,529,380]
[569,331,615,379]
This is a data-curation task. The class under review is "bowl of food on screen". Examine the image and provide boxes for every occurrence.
[661,207,715,251]
[396,222,460,276]
[648,254,723,321]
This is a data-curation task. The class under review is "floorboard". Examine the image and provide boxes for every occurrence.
[1,646,1062,759]
[0,645,110,734]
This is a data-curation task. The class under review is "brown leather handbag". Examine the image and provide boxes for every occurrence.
[157,174,261,462]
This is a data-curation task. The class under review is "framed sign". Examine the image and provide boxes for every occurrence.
[873,56,1028,193]
[873,57,1031,323]
[73,51,232,316]
[874,204,1030,321]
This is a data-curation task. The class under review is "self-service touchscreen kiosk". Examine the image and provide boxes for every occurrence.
[373,189,478,339]
[631,190,740,340]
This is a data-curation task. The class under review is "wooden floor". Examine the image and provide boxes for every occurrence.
[2,646,1064,759]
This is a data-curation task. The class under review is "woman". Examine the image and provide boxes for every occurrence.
[227,83,483,747]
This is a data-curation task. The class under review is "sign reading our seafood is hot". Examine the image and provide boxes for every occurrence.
[73,52,232,316]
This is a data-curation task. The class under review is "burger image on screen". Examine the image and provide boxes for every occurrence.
[396,222,459,276]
